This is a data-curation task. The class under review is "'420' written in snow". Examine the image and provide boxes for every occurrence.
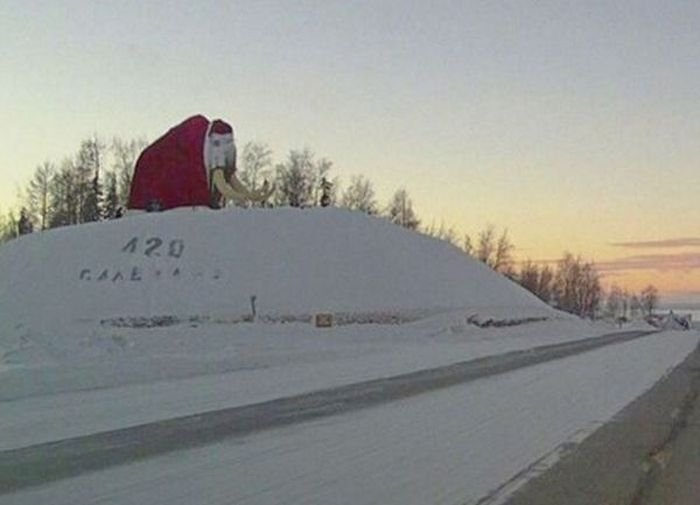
[78,236,223,282]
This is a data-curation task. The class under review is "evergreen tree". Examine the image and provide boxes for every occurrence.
[0,209,19,242]
[319,177,333,207]
[81,169,103,222]
[17,207,33,235]
[75,138,105,222]
[310,158,333,207]
[0,212,6,244]
[48,162,79,228]
[103,171,120,219]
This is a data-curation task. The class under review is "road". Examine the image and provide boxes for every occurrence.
[1,329,698,505]
[0,329,655,493]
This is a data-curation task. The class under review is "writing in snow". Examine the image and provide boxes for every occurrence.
[78,236,221,282]
[79,266,223,282]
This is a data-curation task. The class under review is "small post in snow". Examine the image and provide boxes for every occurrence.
[250,295,257,322]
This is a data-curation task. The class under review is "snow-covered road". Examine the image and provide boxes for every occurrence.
[3,331,698,505]
[0,329,656,491]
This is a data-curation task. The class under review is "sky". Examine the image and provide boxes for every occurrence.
[1,0,699,303]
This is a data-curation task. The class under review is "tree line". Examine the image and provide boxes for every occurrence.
[433,224,659,319]
[0,138,421,240]
[0,136,659,318]
[1,137,146,240]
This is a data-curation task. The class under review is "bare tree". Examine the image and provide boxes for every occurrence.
[272,148,333,208]
[274,149,313,207]
[239,141,273,193]
[553,252,601,318]
[606,284,623,318]
[640,285,659,316]
[537,265,554,304]
[422,221,460,247]
[518,260,540,294]
[340,175,378,214]
[476,225,496,265]
[517,260,554,303]
[493,229,515,274]
[112,137,147,206]
[463,234,474,256]
[24,161,54,230]
[474,225,514,274]
[385,188,420,230]
[621,289,630,320]
[630,295,642,318]
[579,262,602,318]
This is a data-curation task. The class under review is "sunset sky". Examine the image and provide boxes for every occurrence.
[1,1,698,303]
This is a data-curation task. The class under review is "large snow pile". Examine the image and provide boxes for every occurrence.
[0,207,649,447]
[0,207,553,335]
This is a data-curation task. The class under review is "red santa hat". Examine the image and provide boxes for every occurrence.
[209,119,234,136]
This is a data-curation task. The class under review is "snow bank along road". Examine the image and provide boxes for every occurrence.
[0,329,669,495]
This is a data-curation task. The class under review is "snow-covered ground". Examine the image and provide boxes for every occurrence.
[2,209,600,444]
[1,315,618,451]
[0,207,555,333]
[1,207,697,504]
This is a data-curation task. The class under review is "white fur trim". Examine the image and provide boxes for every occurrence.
[203,121,214,174]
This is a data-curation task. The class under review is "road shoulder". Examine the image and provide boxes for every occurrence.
[502,338,700,505]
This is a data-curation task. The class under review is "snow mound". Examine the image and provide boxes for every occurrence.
[0,207,554,335]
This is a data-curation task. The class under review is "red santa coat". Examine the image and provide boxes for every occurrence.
[128,115,231,210]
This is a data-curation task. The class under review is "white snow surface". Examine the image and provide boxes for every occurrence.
[0,206,568,402]
[0,207,553,332]
[1,207,591,447]
[2,207,698,504]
